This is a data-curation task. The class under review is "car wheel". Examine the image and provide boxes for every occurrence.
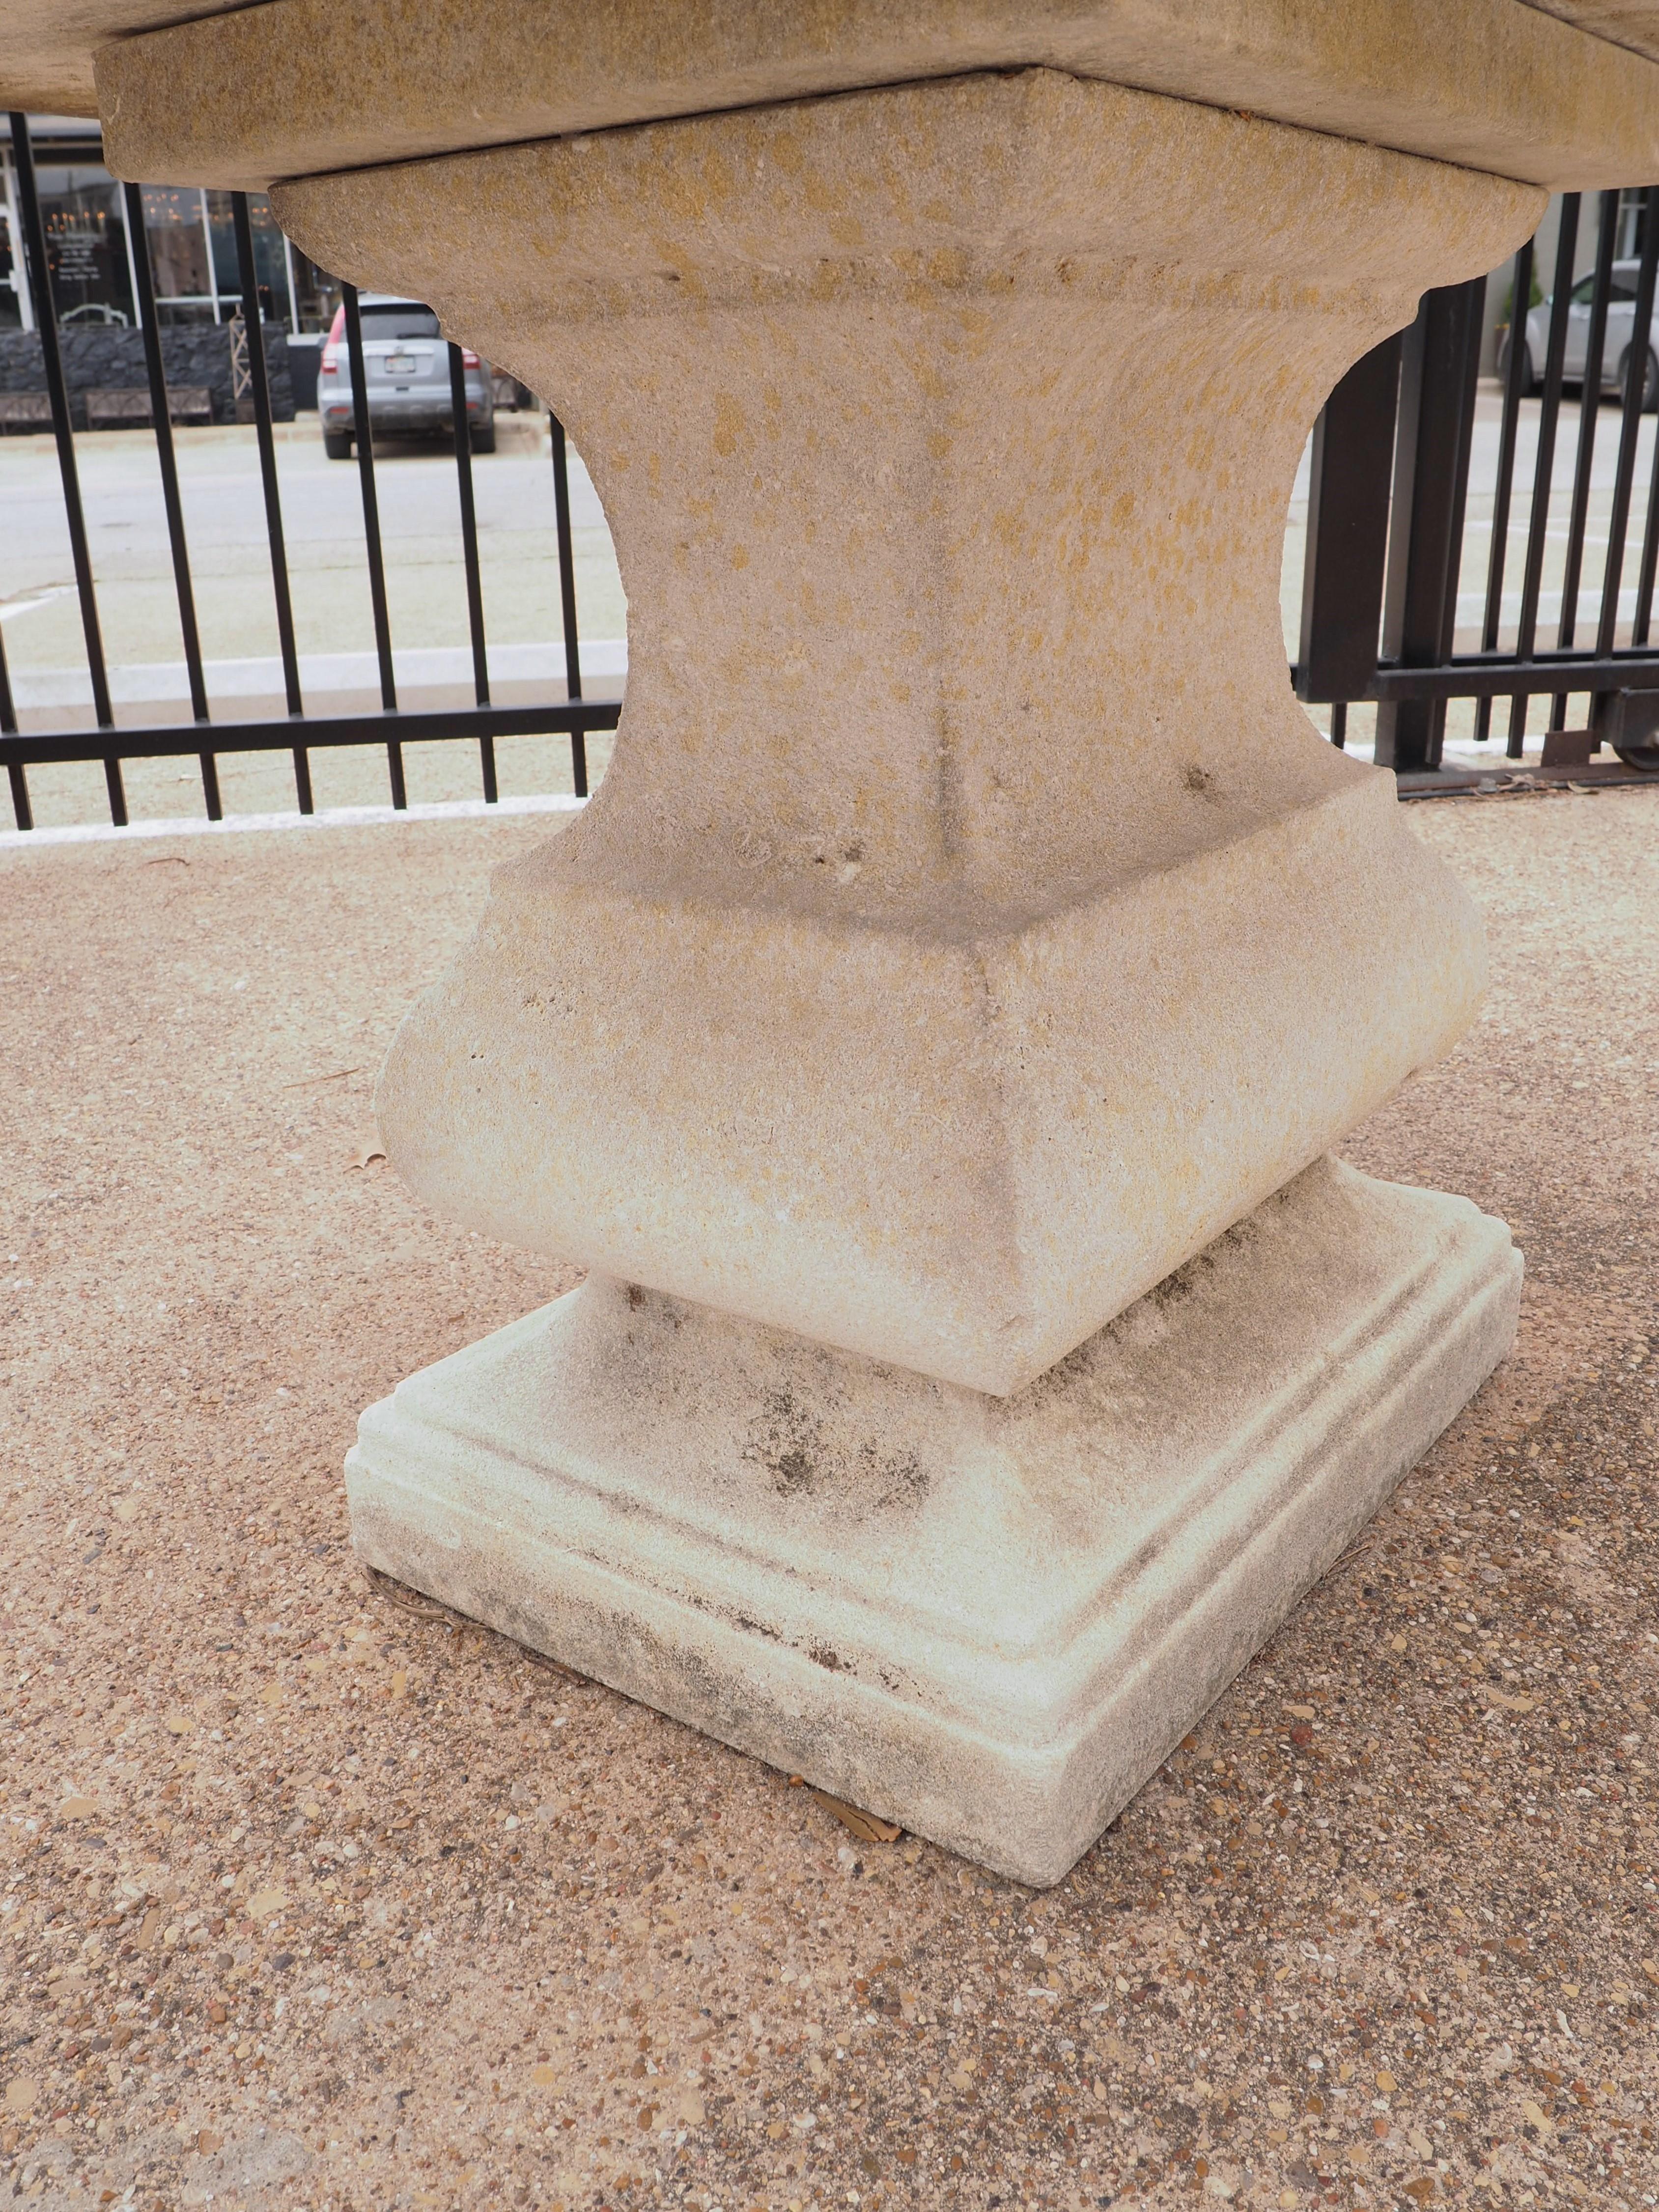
[1612,742,1659,771]
[470,422,497,454]
[1619,345,1659,414]
[1498,333,1536,396]
[323,431,353,459]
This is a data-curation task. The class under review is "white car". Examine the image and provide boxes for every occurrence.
[1503,257,1659,411]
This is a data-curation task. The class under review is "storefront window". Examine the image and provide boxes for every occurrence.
[33,159,135,327]
[204,188,243,309]
[0,207,21,329]
[2,128,343,336]
[140,183,337,331]
[287,243,341,335]
[141,183,214,322]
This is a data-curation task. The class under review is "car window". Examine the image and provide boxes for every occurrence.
[1568,274,1640,307]
[359,304,442,338]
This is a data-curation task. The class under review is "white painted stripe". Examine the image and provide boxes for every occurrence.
[4,639,628,709]
[0,790,587,851]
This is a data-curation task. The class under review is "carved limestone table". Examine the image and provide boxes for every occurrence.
[35,0,1659,1880]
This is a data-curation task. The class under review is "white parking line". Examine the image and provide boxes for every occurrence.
[0,790,587,851]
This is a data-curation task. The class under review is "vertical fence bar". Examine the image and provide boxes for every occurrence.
[1508,194,1581,756]
[549,411,587,798]
[10,111,124,825]
[229,192,311,814]
[0,612,28,832]
[1475,236,1535,742]
[448,340,495,803]
[1635,387,1659,646]
[341,281,404,808]
[1593,186,1659,727]
[1633,186,1659,650]
[1551,190,1619,728]
[123,181,219,819]
[1373,279,1484,773]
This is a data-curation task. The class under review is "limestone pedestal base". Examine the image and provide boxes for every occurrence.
[347,1158,1518,1885]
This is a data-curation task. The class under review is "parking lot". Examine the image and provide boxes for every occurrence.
[1,411,625,826]
[4,381,1659,828]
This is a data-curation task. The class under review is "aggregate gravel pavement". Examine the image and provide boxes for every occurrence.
[1,785,1656,2212]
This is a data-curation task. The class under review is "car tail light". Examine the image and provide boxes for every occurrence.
[461,348,479,368]
[321,302,346,377]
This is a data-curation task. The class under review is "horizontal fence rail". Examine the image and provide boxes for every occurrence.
[1295,181,1659,778]
[0,110,615,835]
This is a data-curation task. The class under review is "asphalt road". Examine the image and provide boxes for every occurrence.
[3,381,1657,823]
[0,411,627,707]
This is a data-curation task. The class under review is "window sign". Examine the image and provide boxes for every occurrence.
[34,160,135,327]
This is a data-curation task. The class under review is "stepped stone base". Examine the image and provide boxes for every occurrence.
[346,1157,1519,1885]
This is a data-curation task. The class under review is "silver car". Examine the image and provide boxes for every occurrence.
[318,293,496,455]
[1505,258,1659,411]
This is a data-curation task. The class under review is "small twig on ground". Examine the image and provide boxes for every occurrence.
[520,1648,594,1686]
[360,1560,461,1624]
[360,1562,595,1682]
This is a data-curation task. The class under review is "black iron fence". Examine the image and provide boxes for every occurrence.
[0,110,615,834]
[7,129,1659,831]
[1295,184,1659,782]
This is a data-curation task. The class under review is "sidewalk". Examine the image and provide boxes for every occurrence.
[1,790,1656,2210]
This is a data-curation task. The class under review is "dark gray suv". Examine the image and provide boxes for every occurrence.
[318,294,496,456]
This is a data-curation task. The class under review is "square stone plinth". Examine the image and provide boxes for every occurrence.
[346,1158,1519,1885]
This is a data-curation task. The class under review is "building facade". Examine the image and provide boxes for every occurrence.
[0,114,338,336]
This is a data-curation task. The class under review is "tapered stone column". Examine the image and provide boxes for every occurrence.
[88,3,1659,1882]
[273,78,1530,1385]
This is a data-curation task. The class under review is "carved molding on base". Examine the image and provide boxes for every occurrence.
[347,1158,1518,1884]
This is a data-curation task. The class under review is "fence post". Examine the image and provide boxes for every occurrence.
[1373,277,1486,773]
[1294,333,1402,715]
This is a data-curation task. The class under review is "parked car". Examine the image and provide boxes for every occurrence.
[1502,258,1659,411]
[318,294,495,456]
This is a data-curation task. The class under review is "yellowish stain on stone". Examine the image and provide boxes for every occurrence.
[711,392,744,457]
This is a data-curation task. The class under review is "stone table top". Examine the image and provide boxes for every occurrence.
[0,0,1653,189]
[1527,0,1659,56]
